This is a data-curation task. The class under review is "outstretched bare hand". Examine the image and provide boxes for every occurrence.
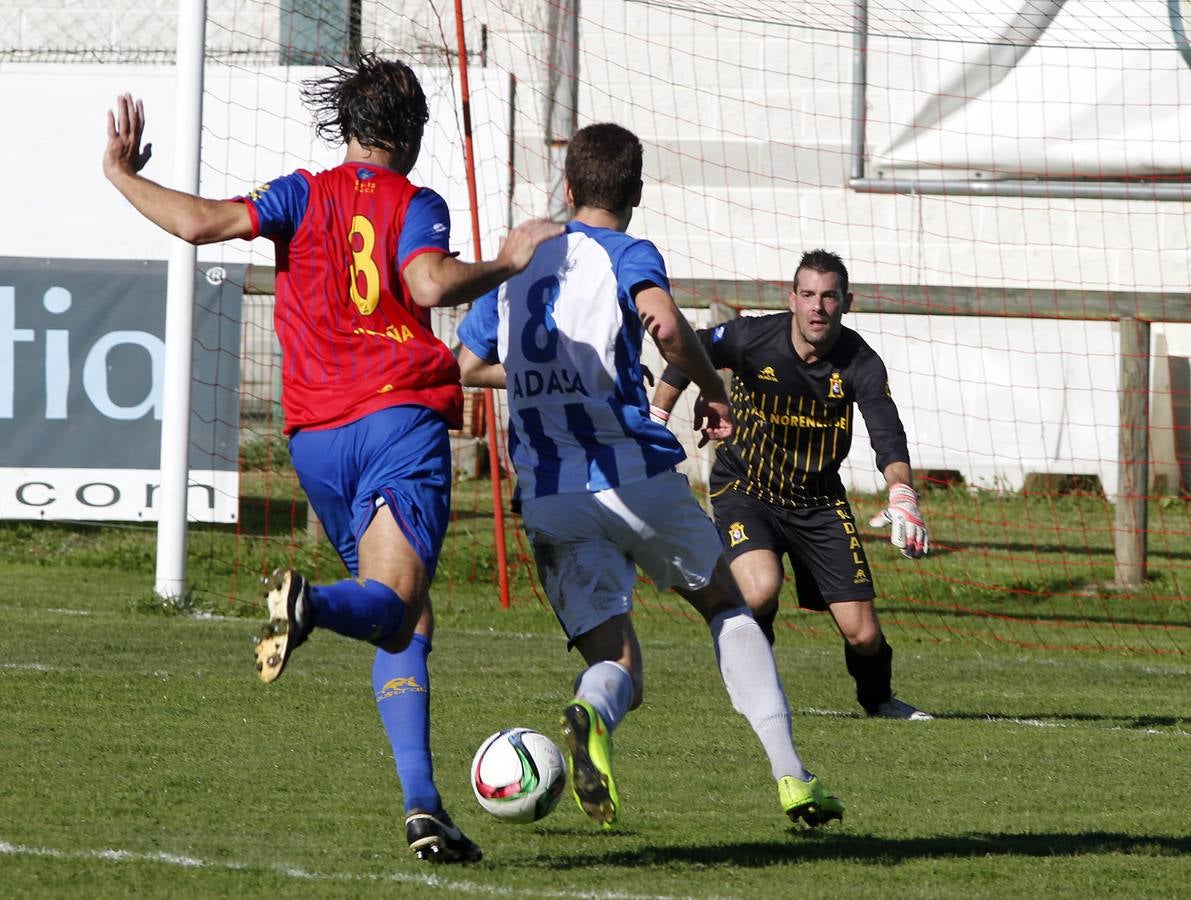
[693,393,734,447]
[498,218,565,274]
[104,93,152,181]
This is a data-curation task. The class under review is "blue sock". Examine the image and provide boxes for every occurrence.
[373,635,440,815]
[308,578,406,644]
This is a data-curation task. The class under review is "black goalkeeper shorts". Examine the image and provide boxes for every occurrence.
[711,488,877,610]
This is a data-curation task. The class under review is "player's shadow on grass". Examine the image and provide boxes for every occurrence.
[868,535,1191,562]
[877,596,1185,630]
[948,539,1191,562]
[544,831,1190,868]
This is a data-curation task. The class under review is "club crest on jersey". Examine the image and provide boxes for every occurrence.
[828,370,845,399]
[757,366,779,383]
[853,567,870,584]
[727,521,749,547]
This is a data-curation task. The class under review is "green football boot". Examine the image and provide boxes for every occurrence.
[560,700,619,827]
[778,773,844,828]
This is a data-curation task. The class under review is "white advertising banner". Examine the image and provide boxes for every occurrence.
[0,468,239,522]
[0,258,243,522]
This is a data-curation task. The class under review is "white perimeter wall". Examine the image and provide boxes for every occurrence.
[2,1,1188,497]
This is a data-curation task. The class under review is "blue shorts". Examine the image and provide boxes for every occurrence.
[288,405,452,580]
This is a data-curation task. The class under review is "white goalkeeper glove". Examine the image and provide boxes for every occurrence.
[869,484,929,559]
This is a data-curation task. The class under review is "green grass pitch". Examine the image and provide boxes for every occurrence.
[0,488,1188,898]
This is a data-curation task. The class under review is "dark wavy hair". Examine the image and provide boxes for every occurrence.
[301,54,429,159]
[565,123,644,212]
[795,249,850,296]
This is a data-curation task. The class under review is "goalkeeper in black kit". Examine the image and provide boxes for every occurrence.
[650,249,932,720]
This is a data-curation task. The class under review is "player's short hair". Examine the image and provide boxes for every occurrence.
[794,249,850,296]
[565,123,644,212]
[302,54,429,159]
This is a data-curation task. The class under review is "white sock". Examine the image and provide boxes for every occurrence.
[573,660,634,732]
[709,607,808,781]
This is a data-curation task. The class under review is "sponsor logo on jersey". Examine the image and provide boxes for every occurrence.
[829,370,845,399]
[245,182,271,201]
[432,222,447,233]
[712,324,726,343]
[354,324,416,343]
[767,411,843,429]
[376,676,427,700]
[757,365,779,382]
[511,367,588,399]
[884,380,892,398]
[727,521,749,547]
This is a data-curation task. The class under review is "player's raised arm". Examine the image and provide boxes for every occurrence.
[635,285,732,445]
[103,93,252,245]
[403,219,563,309]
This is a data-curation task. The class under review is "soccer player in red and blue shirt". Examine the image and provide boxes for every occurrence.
[103,55,561,864]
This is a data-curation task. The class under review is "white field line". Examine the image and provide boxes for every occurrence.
[794,707,1190,737]
[797,706,1071,729]
[0,840,694,900]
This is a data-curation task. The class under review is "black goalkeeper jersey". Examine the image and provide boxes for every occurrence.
[662,313,910,509]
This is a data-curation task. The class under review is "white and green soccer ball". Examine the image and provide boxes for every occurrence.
[470,727,567,823]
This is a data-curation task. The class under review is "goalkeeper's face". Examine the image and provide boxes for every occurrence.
[790,269,852,351]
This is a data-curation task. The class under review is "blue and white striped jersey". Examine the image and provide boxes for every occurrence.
[457,221,686,498]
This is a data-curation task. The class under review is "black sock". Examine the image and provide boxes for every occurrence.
[755,606,777,646]
[844,637,893,713]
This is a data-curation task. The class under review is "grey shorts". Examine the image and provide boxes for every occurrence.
[521,471,725,641]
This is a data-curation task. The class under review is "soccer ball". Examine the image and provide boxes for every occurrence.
[470,727,567,824]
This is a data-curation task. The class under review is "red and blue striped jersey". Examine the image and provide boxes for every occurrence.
[240,162,463,434]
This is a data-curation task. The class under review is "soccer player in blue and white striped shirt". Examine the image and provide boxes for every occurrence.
[457,123,843,830]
